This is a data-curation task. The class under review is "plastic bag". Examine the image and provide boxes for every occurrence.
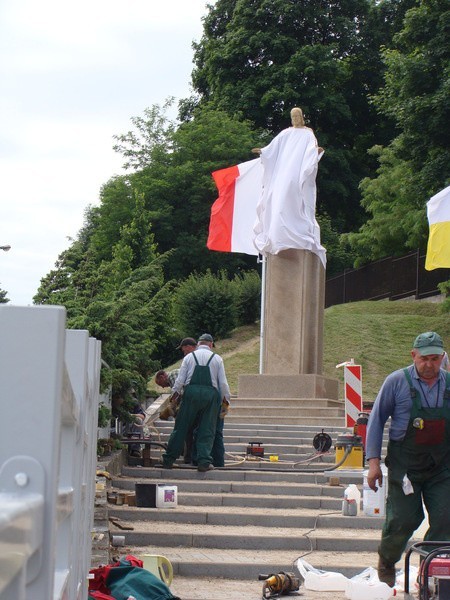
[296,558,349,591]
[345,567,397,599]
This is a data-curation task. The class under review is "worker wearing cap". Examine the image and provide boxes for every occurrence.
[176,337,197,355]
[161,333,231,472]
[366,331,450,587]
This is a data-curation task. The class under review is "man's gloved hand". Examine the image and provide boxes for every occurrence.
[159,393,180,421]
[159,407,171,421]
[220,399,230,419]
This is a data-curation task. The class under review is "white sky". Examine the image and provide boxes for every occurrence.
[0,0,211,304]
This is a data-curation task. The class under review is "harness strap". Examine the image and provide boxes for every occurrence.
[191,351,215,366]
[403,368,418,405]
[445,372,450,401]
[403,368,450,406]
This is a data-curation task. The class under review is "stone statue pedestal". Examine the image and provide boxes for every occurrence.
[238,373,338,400]
[238,248,338,401]
[263,248,325,375]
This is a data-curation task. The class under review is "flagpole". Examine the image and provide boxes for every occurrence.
[258,254,266,374]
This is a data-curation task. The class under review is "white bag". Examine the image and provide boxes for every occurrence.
[296,558,349,591]
[345,567,396,600]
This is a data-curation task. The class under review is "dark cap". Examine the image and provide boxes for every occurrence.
[413,331,444,356]
[198,333,214,344]
[176,337,197,349]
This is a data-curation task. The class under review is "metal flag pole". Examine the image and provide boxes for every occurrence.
[258,254,266,374]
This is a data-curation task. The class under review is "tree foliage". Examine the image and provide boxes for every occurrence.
[188,0,415,231]
[345,0,449,264]
[0,286,9,303]
[172,270,238,339]
[34,193,174,400]
[33,0,447,402]
[115,103,261,281]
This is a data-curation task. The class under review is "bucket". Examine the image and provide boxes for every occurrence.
[135,483,178,508]
[141,554,173,586]
[363,467,387,517]
[335,434,364,469]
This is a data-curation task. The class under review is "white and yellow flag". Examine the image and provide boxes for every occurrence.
[425,185,450,270]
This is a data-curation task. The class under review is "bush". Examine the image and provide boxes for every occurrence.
[232,270,261,326]
[438,279,450,313]
[173,270,237,339]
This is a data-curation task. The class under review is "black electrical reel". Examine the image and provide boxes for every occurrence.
[259,571,301,598]
[312,429,332,453]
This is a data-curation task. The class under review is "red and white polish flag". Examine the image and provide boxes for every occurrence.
[207,158,262,256]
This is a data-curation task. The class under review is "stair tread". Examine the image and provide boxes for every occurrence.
[126,546,381,565]
[114,519,381,538]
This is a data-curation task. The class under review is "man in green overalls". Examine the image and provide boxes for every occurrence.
[366,331,450,587]
[161,333,231,472]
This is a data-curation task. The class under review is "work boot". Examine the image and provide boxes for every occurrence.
[377,555,396,587]
[154,462,173,469]
[197,464,214,472]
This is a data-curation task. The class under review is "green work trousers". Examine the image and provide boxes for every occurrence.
[162,384,220,468]
[379,460,450,564]
[192,414,225,467]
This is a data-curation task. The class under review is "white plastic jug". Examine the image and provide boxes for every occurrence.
[345,578,396,599]
[342,484,361,516]
[363,467,387,517]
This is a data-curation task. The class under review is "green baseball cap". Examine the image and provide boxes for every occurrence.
[198,333,214,345]
[413,331,444,356]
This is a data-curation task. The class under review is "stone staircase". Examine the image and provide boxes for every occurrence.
[225,397,346,427]
[108,399,394,599]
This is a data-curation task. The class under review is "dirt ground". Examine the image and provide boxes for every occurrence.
[169,576,350,600]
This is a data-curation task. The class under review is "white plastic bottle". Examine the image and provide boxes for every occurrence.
[363,465,388,517]
[342,484,361,516]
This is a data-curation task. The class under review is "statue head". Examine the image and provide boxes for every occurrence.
[290,107,305,128]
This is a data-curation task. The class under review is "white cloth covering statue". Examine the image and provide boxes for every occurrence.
[252,107,326,267]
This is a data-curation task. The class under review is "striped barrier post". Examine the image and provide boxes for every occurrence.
[336,359,363,428]
[344,362,363,428]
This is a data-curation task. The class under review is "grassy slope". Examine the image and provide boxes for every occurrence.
[155,300,449,401]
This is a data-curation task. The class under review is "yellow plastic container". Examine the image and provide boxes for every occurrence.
[335,434,364,469]
[142,554,173,586]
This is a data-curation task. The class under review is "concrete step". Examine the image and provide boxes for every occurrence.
[114,473,346,496]
[230,397,344,408]
[122,546,382,582]
[224,406,346,418]
[224,415,347,426]
[120,465,368,484]
[113,489,345,511]
[109,503,383,530]
[111,519,381,552]
[154,421,355,435]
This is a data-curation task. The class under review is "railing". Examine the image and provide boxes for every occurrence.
[0,305,101,600]
[325,249,450,308]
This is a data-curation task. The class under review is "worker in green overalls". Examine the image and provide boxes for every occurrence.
[366,331,450,587]
[161,333,231,472]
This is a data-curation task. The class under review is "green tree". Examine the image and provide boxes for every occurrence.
[114,103,261,282]
[188,0,414,230]
[345,0,449,264]
[34,192,175,399]
[172,270,238,339]
[0,286,9,303]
